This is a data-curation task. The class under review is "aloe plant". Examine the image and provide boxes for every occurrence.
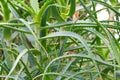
[0,0,120,80]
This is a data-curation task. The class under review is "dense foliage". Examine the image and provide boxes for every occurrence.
[0,0,120,80]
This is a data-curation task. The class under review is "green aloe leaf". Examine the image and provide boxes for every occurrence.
[0,0,10,21]
[41,31,91,54]
[67,0,76,16]
[37,0,53,22]
[51,6,64,22]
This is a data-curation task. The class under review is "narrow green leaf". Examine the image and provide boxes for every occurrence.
[40,6,51,37]
[37,0,53,22]
[0,0,10,21]
[51,6,64,22]
[40,5,51,48]
[0,25,31,34]
[68,0,76,16]
[41,31,91,54]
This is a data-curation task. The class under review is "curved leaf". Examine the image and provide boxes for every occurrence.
[68,0,76,16]
[41,31,92,54]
